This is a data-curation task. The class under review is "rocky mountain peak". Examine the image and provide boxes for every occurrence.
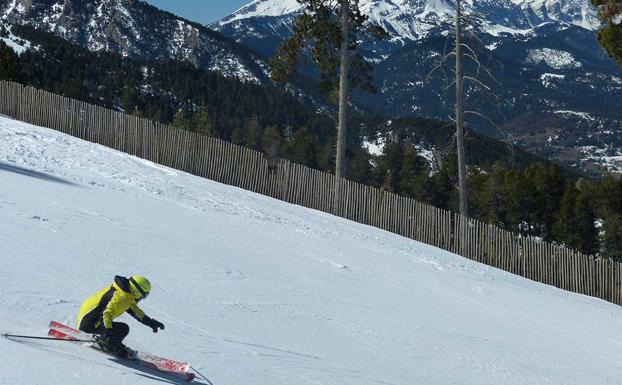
[0,0,269,83]
[219,0,600,45]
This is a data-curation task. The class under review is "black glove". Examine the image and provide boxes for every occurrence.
[145,317,165,333]
[152,319,164,333]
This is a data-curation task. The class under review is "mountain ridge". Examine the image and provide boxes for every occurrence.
[217,0,601,54]
[0,0,270,83]
[215,0,622,175]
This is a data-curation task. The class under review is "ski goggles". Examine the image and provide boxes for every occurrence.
[130,278,150,300]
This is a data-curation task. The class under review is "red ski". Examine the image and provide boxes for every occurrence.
[48,321,195,382]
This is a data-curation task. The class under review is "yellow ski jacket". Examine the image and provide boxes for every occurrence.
[77,276,148,330]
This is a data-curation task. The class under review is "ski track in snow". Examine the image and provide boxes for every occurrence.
[1,115,622,384]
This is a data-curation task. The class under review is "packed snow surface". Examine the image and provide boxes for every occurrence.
[2,115,622,385]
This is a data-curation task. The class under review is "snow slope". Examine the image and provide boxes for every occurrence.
[1,114,622,385]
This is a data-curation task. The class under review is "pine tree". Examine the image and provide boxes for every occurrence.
[573,188,599,255]
[231,125,245,146]
[270,0,386,212]
[591,0,622,66]
[596,177,622,259]
[554,185,578,247]
[131,106,143,118]
[603,213,622,260]
[172,107,192,131]
[190,105,214,136]
[347,151,372,185]
[287,127,318,167]
[399,146,429,200]
[121,85,141,114]
[526,163,565,240]
[261,126,282,169]
[424,155,459,211]
[0,41,17,80]
[554,185,598,254]
[317,139,336,172]
[467,170,492,222]
[244,116,262,151]
[373,141,404,193]
[498,170,536,235]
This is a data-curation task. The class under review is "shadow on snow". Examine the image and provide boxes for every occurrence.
[0,162,78,186]
[108,357,209,385]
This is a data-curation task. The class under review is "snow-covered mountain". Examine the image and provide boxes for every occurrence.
[3,114,622,385]
[0,0,269,83]
[217,0,601,56]
[216,0,622,175]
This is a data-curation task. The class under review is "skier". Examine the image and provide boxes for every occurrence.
[77,275,165,357]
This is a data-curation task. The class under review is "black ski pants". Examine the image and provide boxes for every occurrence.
[79,316,130,348]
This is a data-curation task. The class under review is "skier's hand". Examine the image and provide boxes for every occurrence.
[150,319,165,333]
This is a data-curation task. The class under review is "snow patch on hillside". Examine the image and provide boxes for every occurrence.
[363,136,386,156]
[527,48,583,69]
[40,2,65,30]
[0,24,33,54]
[414,143,439,175]
[554,110,594,120]
[540,72,566,87]
[579,145,622,173]
[1,0,18,19]
[210,53,261,84]
[1,34,29,54]
[484,24,533,37]
[169,20,197,57]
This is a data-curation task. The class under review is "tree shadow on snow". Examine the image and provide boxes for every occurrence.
[0,162,78,186]
[107,357,210,385]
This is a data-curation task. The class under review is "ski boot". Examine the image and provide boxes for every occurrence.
[92,334,111,352]
[93,335,135,359]
[121,346,138,360]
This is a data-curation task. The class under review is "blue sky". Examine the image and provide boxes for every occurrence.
[143,0,250,25]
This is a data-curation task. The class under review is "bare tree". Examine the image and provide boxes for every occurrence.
[335,0,350,215]
[426,1,503,254]
[455,0,468,218]
[428,1,502,219]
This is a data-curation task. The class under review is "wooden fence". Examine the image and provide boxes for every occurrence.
[1,80,621,306]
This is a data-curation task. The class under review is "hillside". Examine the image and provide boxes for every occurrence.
[216,0,622,174]
[2,115,622,384]
[0,24,326,138]
[0,25,545,176]
[0,0,269,83]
